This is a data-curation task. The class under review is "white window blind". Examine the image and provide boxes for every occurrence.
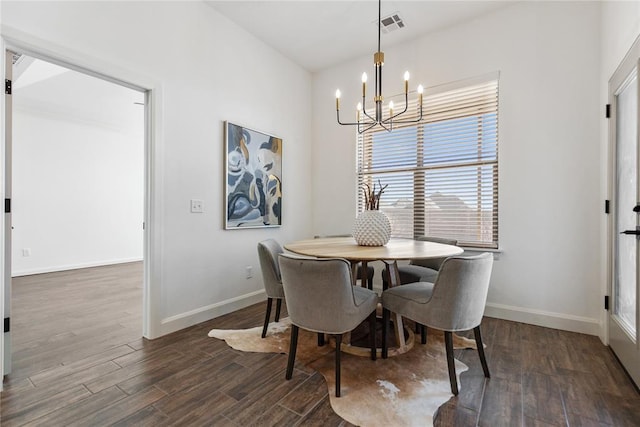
[356,75,499,248]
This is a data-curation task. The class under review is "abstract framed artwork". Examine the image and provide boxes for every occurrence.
[225,121,282,229]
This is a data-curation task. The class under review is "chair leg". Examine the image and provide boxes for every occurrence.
[444,331,459,395]
[274,298,282,322]
[382,308,390,359]
[286,325,299,380]
[261,298,273,339]
[369,310,377,361]
[335,334,342,397]
[474,326,491,378]
[415,323,427,344]
[317,333,325,347]
[382,270,390,291]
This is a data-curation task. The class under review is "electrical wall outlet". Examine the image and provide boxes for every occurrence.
[190,199,204,213]
[22,248,31,257]
[245,266,253,279]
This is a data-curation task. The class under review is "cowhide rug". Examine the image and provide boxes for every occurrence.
[208,319,471,427]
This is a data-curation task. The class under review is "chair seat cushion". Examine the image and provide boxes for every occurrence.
[382,282,435,323]
[398,265,438,284]
[382,265,438,285]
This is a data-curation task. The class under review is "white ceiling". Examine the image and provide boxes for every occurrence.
[13,58,145,134]
[206,1,515,72]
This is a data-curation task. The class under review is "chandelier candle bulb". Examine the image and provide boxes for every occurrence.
[389,101,394,116]
[335,89,341,110]
[404,71,410,93]
[362,72,367,96]
[418,84,424,105]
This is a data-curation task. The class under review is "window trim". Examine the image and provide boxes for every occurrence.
[356,72,500,249]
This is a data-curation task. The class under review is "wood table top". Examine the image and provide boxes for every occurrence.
[284,237,463,261]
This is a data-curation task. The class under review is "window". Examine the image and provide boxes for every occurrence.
[356,74,499,248]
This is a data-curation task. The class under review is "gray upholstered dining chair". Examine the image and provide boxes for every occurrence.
[381,253,493,395]
[278,253,378,397]
[257,239,286,338]
[381,236,459,343]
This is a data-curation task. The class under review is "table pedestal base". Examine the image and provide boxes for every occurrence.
[339,327,415,358]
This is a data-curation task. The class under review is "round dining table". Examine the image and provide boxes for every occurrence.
[284,236,464,357]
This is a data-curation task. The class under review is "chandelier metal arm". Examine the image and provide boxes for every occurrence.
[336,109,363,126]
[362,98,377,122]
[359,121,382,134]
[388,108,424,124]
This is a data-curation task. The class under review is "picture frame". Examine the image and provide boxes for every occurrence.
[224,121,282,229]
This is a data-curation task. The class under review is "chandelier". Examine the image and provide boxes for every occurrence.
[335,0,424,134]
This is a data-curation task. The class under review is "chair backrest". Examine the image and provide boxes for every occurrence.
[424,253,493,331]
[257,239,284,298]
[410,236,459,270]
[278,254,364,334]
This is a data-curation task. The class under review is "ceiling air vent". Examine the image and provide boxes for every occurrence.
[376,12,405,34]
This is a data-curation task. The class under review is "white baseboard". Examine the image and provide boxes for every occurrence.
[159,289,266,337]
[484,302,600,336]
[12,257,144,277]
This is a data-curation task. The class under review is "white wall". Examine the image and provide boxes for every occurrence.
[312,1,603,335]
[1,1,313,337]
[12,102,144,276]
[599,2,640,342]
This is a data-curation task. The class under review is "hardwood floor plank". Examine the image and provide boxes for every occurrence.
[31,361,121,395]
[522,372,565,425]
[112,345,184,368]
[65,386,167,426]
[1,385,91,426]
[253,404,302,426]
[434,401,479,427]
[486,342,522,384]
[477,378,523,427]
[558,370,615,425]
[22,386,128,427]
[523,415,565,427]
[83,349,186,394]
[116,351,212,396]
[110,405,170,427]
[223,353,287,400]
[28,344,135,386]
[153,349,240,395]
[598,391,640,426]
[278,371,329,416]
[154,386,239,425]
[222,368,309,425]
[296,395,352,427]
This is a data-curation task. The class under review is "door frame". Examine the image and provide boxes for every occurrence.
[0,31,161,386]
[607,33,640,386]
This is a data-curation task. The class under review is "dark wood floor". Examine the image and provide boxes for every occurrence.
[2,263,639,426]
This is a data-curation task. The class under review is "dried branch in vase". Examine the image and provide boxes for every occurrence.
[362,180,388,210]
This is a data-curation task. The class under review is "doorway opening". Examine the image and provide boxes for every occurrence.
[3,50,148,379]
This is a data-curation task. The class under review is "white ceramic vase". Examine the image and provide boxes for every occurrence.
[352,210,391,246]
